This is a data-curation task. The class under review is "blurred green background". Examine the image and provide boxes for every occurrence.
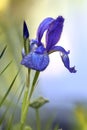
[0,0,87,130]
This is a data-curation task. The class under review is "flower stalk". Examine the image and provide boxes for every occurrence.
[36,109,41,130]
[20,21,31,130]
[20,21,41,130]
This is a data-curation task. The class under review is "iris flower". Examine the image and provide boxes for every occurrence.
[21,16,76,73]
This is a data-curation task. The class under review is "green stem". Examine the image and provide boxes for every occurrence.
[20,38,31,130]
[36,109,41,130]
[20,122,24,130]
[20,71,40,129]
[20,89,30,129]
[20,38,40,130]
[26,69,30,88]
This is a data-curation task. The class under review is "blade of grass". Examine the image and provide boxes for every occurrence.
[0,83,25,129]
[0,102,11,125]
[0,71,19,106]
[17,83,25,104]
[6,115,14,130]
[0,60,12,76]
[0,95,15,126]
[0,45,7,59]
[44,116,55,130]
[32,71,40,88]
[54,124,59,130]
[6,83,25,130]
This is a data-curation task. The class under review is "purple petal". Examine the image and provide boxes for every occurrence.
[30,40,46,54]
[37,17,54,45]
[46,16,64,51]
[48,46,70,54]
[30,39,38,51]
[35,45,46,54]
[60,52,77,73]
[21,52,49,71]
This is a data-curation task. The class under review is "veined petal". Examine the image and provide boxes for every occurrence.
[21,52,49,71]
[37,17,54,45]
[35,45,46,54]
[46,16,64,51]
[60,52,77,73]
[30,39,45,53]
[23,21,29,39]
[48,46,70,54]
[30,39,38,51]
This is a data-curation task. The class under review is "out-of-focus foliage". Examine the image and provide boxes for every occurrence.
[0,0,10,12]
[0,0,28,128]
[75,105,87,130]
[0,45,7,59]
[0,0,43,128]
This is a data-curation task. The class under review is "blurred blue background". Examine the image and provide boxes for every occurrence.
[0,0,87,130]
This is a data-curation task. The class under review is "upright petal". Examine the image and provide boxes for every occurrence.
[23,21,29,39]
[37,17,54,45]
[60,52,77,73]
[21,52,49,71]
[46,16,64,51]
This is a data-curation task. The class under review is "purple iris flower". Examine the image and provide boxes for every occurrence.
[21,16,76,73]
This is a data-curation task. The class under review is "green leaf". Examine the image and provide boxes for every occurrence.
[17,83,25,104]
[21,89,29,116]
[32,71,40,87]
[0,83,24,126]
[0,71,19,106]
[30,97,49,109]
[44,116,55,130]
[7,115,14,130]
[12,123,21,130]
[29,71,40,98]
[0,106,9,125]
[0,45,7,59]
[21,88,30,125]
[3,83,25,130]
[54,125,59,130]
[0,60,12,75]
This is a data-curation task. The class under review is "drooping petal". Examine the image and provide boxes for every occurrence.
[46,16,64,51]
[37,17,54,45]
[21,52,49,71]
[60,52,77,73]
[48,46,70,54]
[23,21,29,39]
